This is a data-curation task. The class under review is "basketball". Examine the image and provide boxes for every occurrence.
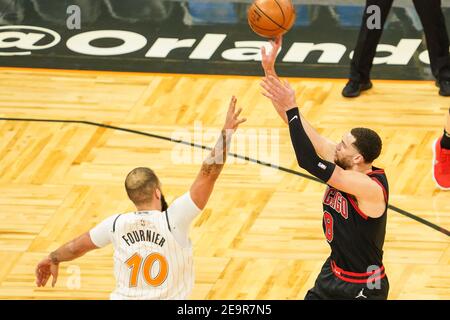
[247,0,296,38]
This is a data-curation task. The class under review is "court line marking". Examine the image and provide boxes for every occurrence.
[0,116,448,237]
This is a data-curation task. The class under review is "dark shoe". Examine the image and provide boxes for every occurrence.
[437,79,450,96]
[342,80,373,98]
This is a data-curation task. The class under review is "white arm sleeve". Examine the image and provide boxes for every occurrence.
[89,214,119,248]
[167,191,202,248]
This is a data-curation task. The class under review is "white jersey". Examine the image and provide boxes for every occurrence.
[89,192,202,300]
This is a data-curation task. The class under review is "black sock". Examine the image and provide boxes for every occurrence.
[441,129,450,150]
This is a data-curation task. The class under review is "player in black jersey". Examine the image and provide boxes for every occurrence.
[260,37,389,300]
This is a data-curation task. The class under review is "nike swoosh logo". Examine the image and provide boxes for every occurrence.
[289,115,298,123]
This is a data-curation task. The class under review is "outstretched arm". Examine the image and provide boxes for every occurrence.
[35,232,98,287]
[260,37,336,162]
[327,168,386,218]
[260,73,336,162]
[189,96,247,210]
[261,37,287,123]
[264,77,385,218]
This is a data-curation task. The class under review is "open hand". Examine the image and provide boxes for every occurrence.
[223,96,247,132]
[35,257,59,287]
[261,36,282,74]
[260,75,297,111]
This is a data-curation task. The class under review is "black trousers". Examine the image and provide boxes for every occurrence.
[305,257,389,300]
[350,0,450,82]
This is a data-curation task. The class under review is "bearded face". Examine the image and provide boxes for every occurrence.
[334,153,354,170]
[334,132,362,169]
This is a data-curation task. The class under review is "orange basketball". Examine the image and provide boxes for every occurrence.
[247,0,296,38]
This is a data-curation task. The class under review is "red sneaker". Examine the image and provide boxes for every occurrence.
[432,138,450,190]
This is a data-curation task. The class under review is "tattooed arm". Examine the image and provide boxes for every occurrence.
[35,232,97,287]
[190,96,246,209]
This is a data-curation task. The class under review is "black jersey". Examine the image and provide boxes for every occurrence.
[322,167,388,280]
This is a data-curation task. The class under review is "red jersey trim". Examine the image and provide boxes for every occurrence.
[347,196,368,220]
[367,169,385,175]
[371,177,388,203]
[346,174,387,220]
[331,260,386,283]
[334,272,386,284]
[331,260,384,277]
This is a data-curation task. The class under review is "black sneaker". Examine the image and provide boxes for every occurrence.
[437,79,450,96]
[342,80,373,98]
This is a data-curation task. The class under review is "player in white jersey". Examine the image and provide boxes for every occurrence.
[35,96,246,299]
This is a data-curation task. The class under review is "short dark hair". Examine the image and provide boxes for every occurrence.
[350,128,382,163]
[125,167,160,205]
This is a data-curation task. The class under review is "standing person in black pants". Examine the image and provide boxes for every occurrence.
[343,0,450,97]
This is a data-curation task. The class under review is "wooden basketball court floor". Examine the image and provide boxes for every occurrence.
[0,67,448,300]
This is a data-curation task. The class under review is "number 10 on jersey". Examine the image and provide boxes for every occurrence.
[125,252,169,287]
